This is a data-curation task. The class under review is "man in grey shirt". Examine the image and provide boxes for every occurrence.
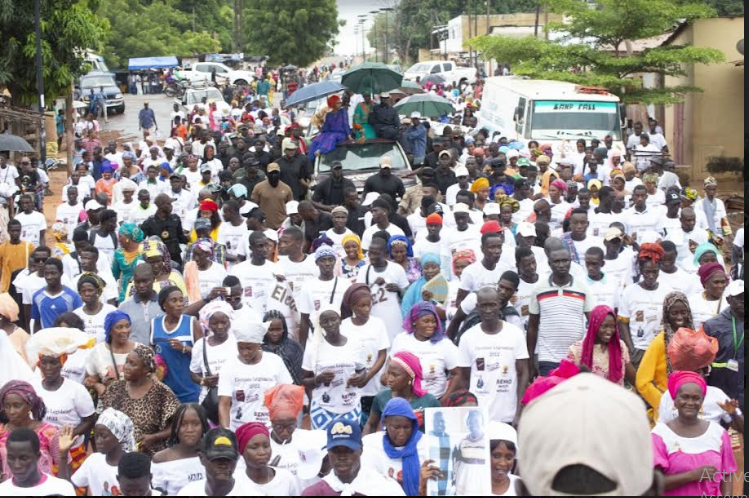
[117,264,163,345]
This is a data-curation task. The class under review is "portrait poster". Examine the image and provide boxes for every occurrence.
[424,407,491,496]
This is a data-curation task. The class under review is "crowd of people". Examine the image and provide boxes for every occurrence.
[0,68,744,496]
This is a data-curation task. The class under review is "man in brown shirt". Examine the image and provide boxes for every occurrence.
[250,162,293,229]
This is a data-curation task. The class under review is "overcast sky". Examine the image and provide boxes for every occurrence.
[336,0,399,56]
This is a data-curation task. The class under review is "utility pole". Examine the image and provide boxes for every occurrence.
[381,8,394,65]
[234,0,242,53]
[370,11,379,62]
[34,0,46,164]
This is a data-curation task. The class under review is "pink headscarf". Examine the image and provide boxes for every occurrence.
[551,179,569,193]
[235,422,270,456]
[392,351,426,397]
[581,305,624,384]
[521,360,581,405]
[698,262,726,287]
[667,371,707,400]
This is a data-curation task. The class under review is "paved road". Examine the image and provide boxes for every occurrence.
[99,93,176,143]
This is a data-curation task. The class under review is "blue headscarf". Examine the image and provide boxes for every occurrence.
[388,235,413,258]
[382,398,422,496]
[400,253,442,318]
[693,241,719,266]
[402,301,446,343]
[104,310,131,344]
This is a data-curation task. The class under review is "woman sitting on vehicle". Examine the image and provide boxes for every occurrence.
[308,95,351,160]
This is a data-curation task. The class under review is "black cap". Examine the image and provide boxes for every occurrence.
[331,161,343,170]
[666,192,681,204]
[650,156,665,166]
[201,428,239,462]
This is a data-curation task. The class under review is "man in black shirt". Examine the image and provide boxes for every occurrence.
[311,161,355,211]
[239,158,265,197]
[250,137,272,172]
[362,156,405,206]
[298,200,334,252]
[276,141,311,201]
[435,150,457,195]
[344,187,367,237]
[423,138,444,170]
[141,194,189,267]
[368,92,400,140]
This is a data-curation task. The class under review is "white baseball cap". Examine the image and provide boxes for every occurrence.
[379,91,391,98]
[453,202,470,214]
[380,156,393,169]
[295,430,328,480]
[483,203,500,216]
[518,374,654,496]
[85,199,104,211]
[454,165,469,177]
[726,279,744,297]
[516,222,537,238]
[362,192,380,206]
[410,111,421,119]
[285,200,299,215]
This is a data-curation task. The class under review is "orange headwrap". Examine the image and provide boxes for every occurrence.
[638,243,664,264]
[265,384,305,420]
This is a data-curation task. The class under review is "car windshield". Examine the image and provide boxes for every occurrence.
[530,100,622,141]
[407,63,430,74]
[319,142,406,173]
[186,88,224,106]
[81,76,115,88]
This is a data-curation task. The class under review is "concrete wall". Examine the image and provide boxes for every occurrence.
[663,17,744,189]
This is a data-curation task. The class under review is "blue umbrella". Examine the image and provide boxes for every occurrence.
[283,81,347,108]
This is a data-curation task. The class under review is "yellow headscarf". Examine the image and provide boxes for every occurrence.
[341,233,364,261]
[497,194,520,213]
[470,177,490,194]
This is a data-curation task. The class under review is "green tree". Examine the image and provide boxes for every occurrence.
[99,0,221,68]
[0,0,106,106]
[471,0,725,104]
[242,0,341,67]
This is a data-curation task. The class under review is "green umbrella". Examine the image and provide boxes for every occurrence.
[393,93,455,118]
[398,80,424,94]
[341,62,403,96]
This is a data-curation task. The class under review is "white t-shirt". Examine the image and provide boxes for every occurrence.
[197,262,228,301]
[361,432,429,484]
[152,456,206,496]
[73,304,118,343]
[735,228,744,249]
[217,222,249,261]
[234,467,300,496]
[688,292,729,332]
[231,304,264,337]
[167,189,196,223]
[277,256,319,301]
[390,332,464,399]
[113,200,138,225]
[70,452,119,496]
[625,206,665,241]
[14,211,47,246]
[217,352,293,430]
[341,317,390,397]
[0,473,76,496]
[618,284,671,351]
[513,277,539,338]
[658,268,700,296]
[132,203,157,226]
[233,260,296,326]
[601,249,635,286]
[34,378,95,448]
[586,274,621,310]
[548,200,572,232]
[441,226,482,259]
[297,277,351,321]
[176,478,260,496]
[326,228,354,259]
[356,262,410,344]
[458,322,529,423]
[55,202,84,236]
[645,189,666,209]
[0,165,19,187]
[361,223,405,251]
[16,272,74,306]
[85,342,138,382]
[302,337,366,414]
[459,260,513,293]
[190,336,237,403]
[61,349,89,384]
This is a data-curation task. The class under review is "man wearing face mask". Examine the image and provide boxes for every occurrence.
[250,163,293,230]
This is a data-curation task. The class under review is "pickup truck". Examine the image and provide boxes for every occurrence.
[403,61,477,85]
[180,62,255,87]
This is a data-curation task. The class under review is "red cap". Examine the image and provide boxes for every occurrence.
[426,213,443,226]
[480,220,504,235]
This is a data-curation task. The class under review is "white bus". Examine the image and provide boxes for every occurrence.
[477,77,626,161]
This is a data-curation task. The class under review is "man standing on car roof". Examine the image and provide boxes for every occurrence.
[404,111,427,167]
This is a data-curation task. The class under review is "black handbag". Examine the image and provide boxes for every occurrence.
[200,339,220,424]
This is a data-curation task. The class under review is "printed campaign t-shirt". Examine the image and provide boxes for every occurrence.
[341,316,391,397]
[34,378,95,448]
[459,260,514,293]
[458,322,529,423]
[390,332,464,399]
[277,255,319,301]
[217,352,293,430]
[618,283,671,351]
[297,277,351,321]
[70,452,119,496]
[356,262,410,344]
[14,211,46,246]
[189,336,237,403]
[302,337,366,414]
[233,259,297,328]
[217,222,249,264]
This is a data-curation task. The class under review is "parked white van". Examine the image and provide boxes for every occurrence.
[477,77,626,161]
